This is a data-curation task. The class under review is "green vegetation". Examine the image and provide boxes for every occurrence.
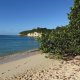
[39,0,80,59]
[19,0,80,60]
[20,27,52,36]
[68,0,80,28]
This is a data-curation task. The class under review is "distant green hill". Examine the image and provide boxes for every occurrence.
[19,27,52,36]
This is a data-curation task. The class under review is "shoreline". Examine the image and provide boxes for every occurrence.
[0,51,49,80]
[0,51,80,80]
[0,48,40,64]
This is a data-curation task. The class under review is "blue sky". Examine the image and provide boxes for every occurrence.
[0,0,73,35]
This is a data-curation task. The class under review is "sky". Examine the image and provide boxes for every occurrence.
[0,0,73,35]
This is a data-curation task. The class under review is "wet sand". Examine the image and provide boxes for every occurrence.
[0,49,39,64]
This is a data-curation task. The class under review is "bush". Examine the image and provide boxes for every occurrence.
[38,0,80,59]
[39,26,80,59]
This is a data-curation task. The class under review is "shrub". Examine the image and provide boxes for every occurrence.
[38,0,80,59]
[39,26,80,59]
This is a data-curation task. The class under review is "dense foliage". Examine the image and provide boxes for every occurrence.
[39,0,80,59]
[20,27,51,36]
[68,0,80,28]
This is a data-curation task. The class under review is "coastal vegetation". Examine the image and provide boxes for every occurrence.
[20,0,80,59]
[20,27,52,36]
[38,0,80,59]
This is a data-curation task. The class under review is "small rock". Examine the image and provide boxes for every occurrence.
[75,56,80,60]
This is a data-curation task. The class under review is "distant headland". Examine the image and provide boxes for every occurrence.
[19,27,52,37]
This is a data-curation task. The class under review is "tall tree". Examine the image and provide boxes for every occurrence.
[68,0,80,28]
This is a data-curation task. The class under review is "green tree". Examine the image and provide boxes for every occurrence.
[68,0,80,28]
[39,0,80,59]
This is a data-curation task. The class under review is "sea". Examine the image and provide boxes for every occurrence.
[0,35,39,57]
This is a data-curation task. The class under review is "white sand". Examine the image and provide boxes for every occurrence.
[0,51,80,80]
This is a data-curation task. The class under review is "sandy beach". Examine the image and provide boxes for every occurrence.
[0,51,80,80]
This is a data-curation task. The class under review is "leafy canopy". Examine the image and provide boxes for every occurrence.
[39,0,80,59]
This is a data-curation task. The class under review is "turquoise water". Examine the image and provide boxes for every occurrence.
[0,35,39,57]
